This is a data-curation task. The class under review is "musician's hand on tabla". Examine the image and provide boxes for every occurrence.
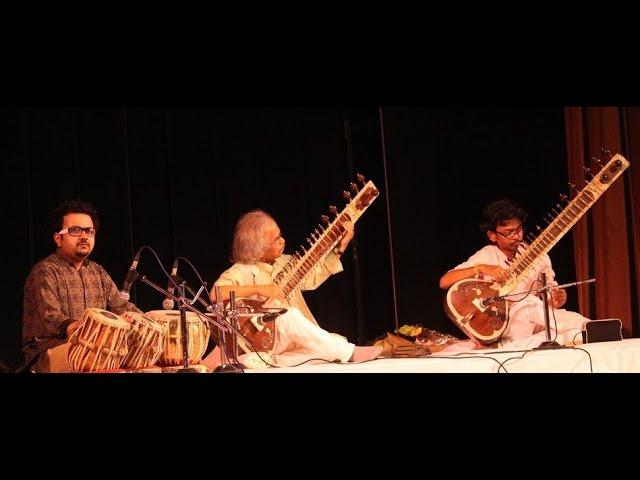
[66,320,82,338]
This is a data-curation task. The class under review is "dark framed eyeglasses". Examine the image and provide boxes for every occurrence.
[58,226,96,237]
[494,224,524,239]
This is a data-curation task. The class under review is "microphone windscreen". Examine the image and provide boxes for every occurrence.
[162,298,174,310]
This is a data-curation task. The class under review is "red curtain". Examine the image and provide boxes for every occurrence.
[565,107,640,337]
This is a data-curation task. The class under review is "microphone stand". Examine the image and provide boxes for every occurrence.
[534,277,596,350]
[179,276,215,313]
[535,272,562,350]
[176,281,200,373]
[138,272,247,372]
[485,276,595,350]
[134,272,275,373]
[212,288,245,373]
[134,272,229,333]
[132,272,236,373]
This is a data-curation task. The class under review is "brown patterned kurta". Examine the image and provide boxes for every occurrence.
[22,250,141,363]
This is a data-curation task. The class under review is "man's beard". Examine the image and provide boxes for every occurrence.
[75,244,91,257]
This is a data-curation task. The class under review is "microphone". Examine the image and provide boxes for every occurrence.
[118,249,141,301]
[262,308,288,321]
[162,257,179,310]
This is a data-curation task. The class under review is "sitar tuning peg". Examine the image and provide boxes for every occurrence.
[329,205,338,216]
[356,173,366,186]
[342,191,352,201]
[583,166,594,179]
[591,156,604,169]
[321,215,330,225]
[568,182,578,194]
[350,182,359,194]
[601,147,612,159]
[559,193,569,204]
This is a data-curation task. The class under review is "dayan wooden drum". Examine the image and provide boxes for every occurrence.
[144,310,210,366]
[120,311,167,369]
[67,308,130,372]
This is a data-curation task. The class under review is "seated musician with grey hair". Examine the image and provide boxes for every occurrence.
[203,209,381,369]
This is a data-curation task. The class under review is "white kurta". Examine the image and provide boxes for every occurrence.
[209,252,353,368]
[214,252,343,326]
[234,308,355,368]
[453,245,589,346]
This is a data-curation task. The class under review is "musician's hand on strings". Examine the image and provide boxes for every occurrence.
[550,287,567,308]
[258,284,286,304]
[338,221,355,251]
[481,265,509,283]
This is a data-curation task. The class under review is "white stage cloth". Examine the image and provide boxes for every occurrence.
[246,339,640,373]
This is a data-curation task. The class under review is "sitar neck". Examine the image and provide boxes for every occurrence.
[506,153,629,285]
[274,179,379,300]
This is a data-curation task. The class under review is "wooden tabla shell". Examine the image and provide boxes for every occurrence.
[121,311,167,369]
[67,308,131,372]
[145,310,210,366]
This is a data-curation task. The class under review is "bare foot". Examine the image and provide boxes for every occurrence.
[350,346,383,362]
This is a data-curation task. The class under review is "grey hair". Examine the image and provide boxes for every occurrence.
[230,210,277,263]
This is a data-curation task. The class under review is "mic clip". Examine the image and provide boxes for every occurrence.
[481,297,494,307]
[118,270,139,301]
[261,308,288,321]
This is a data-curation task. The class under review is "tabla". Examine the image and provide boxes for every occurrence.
[67,308,131,372]
[145,310,210,366]
[121,311,167,369]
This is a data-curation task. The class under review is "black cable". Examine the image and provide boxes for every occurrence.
[176,255,205,283]
[409,352,512,369]
[496,344,594,373]
[571,330,583,345]
[137,245,181,291]
[496,352,530,372]
[569,346,594,372]
[503,279,542,303]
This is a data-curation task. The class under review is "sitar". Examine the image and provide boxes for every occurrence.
[223,174,379,355]
[444,153,629,345]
